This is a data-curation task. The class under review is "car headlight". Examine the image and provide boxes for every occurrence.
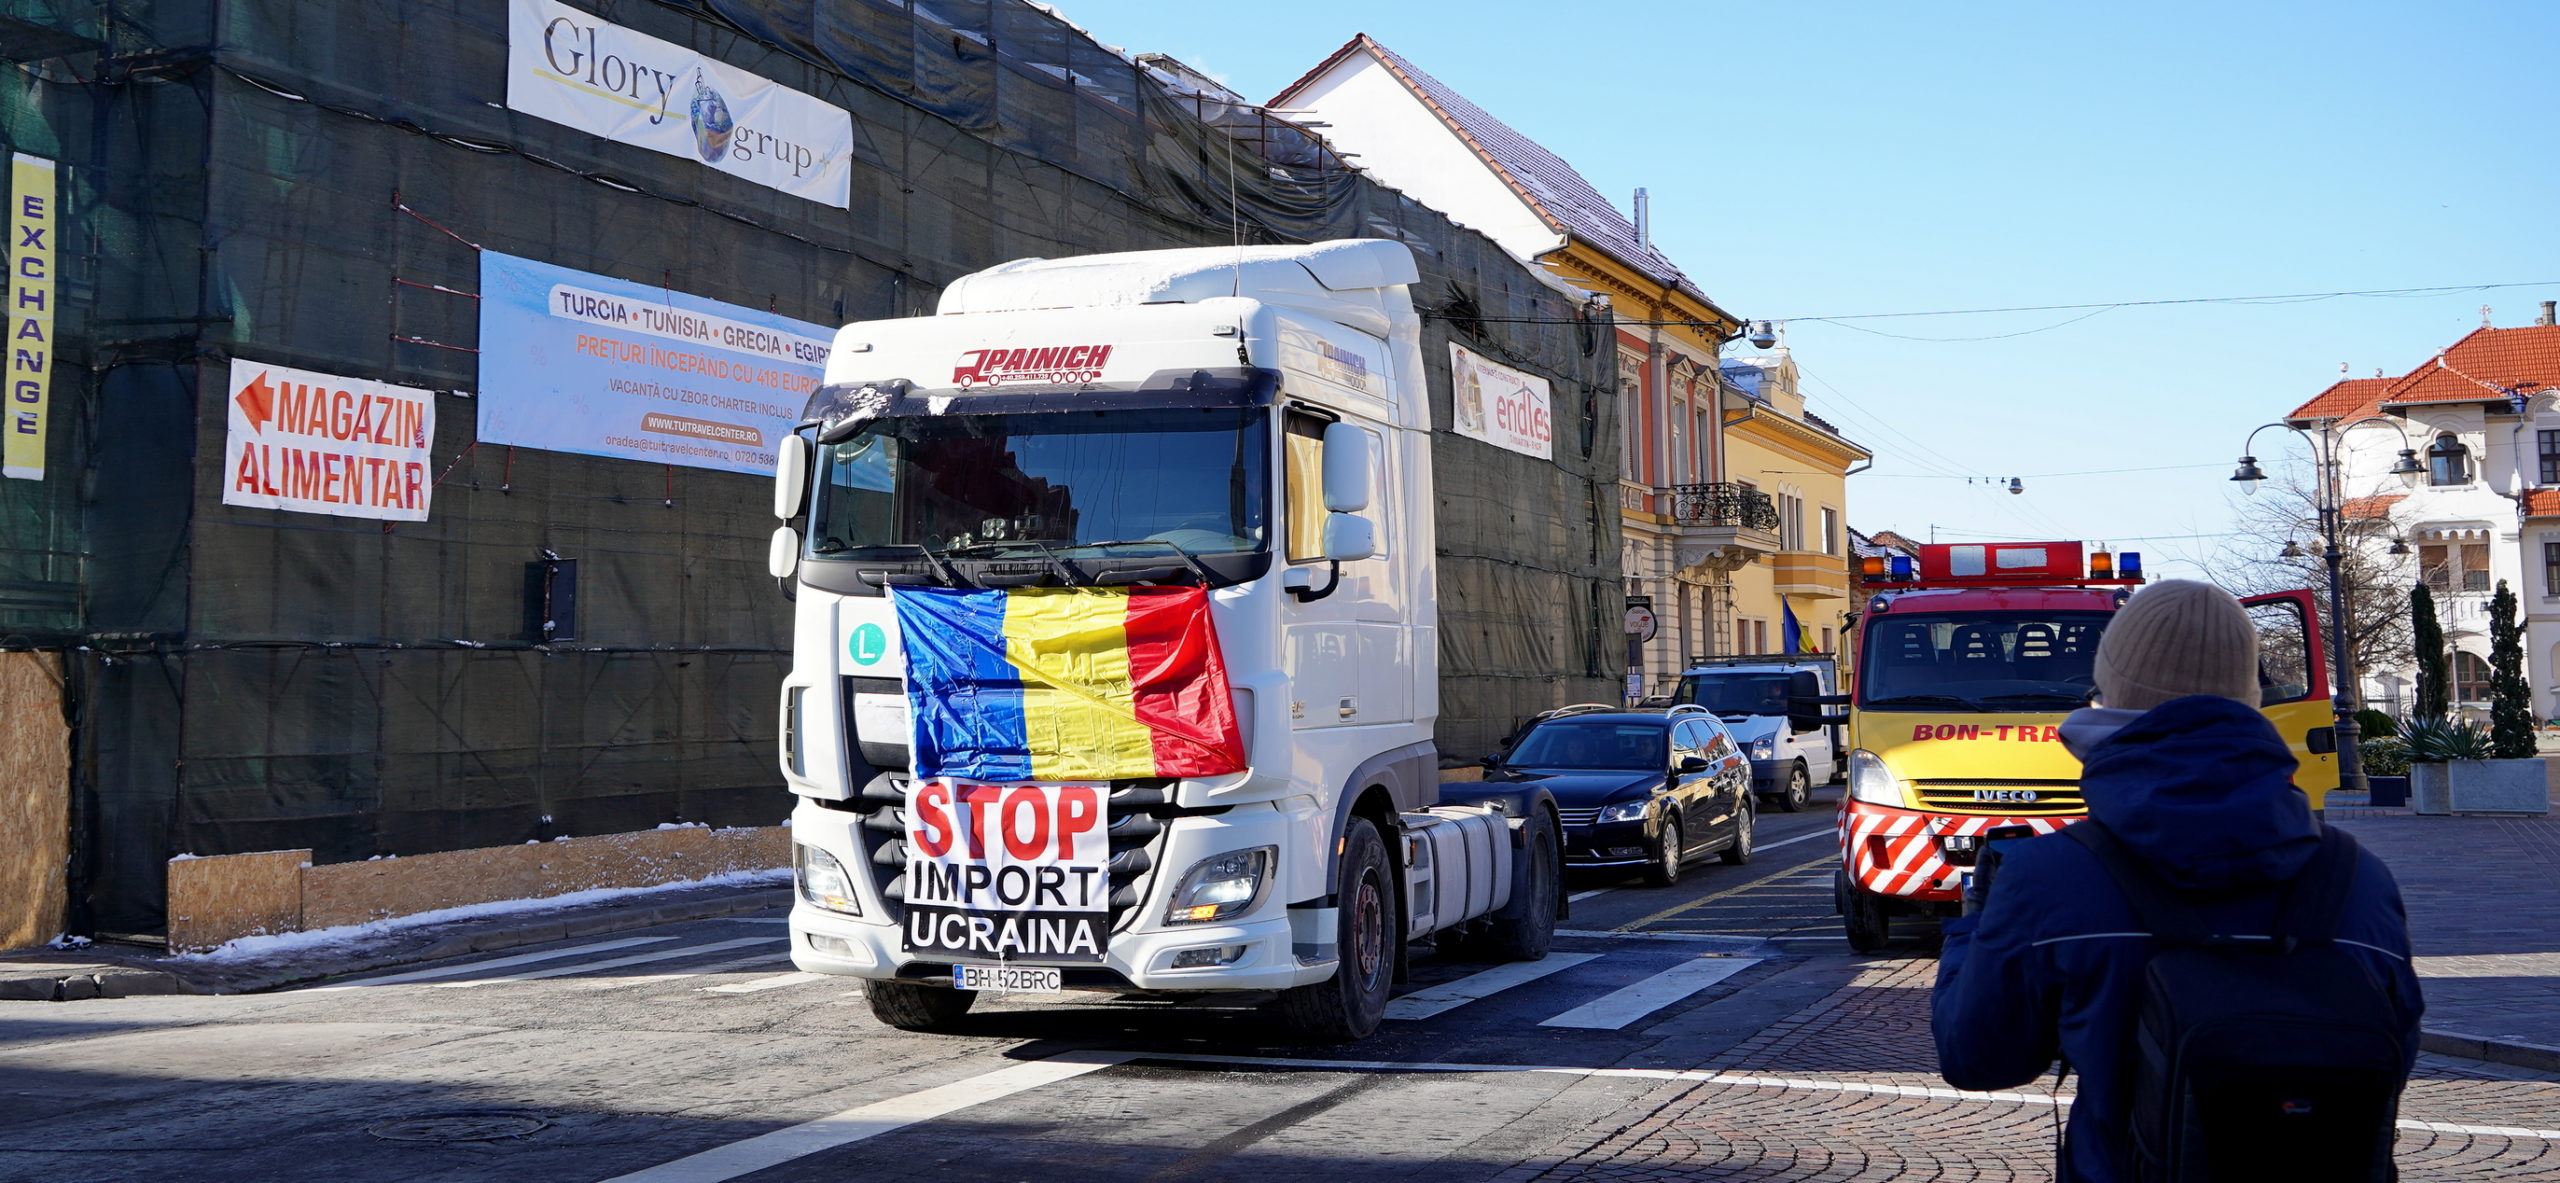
[1749,739,1775,759]
[1597,798,1650,823]
[794,842,862,916]
[1846,749,1907,806]
[1165,846,1275,924]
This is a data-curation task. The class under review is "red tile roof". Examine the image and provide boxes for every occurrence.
[2340,493,2404,521]
[2378,325,2560,409]
[2528,489,2560,519]
[2285,377,2393,423]
[1273,35,1731,320]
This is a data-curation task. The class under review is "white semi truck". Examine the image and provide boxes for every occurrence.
[768,240,1564,1042]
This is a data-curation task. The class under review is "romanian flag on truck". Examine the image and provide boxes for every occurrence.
[892,585,1248,781]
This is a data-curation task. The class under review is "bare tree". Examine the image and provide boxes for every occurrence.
[2215,464,2415,699]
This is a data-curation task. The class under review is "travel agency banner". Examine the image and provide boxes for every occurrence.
[476,251,834,476]
[1449,342,1554,460]
[506,0,853,207]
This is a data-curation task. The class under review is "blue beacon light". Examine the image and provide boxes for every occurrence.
[2119,552,2143,578]
[1887,554,1915,580]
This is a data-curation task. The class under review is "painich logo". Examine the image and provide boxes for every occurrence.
[952,344,1113,389]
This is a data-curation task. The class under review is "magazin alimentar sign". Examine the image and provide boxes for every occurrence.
[505,0,853,208]
[477,251,833,475]
[221,361,436,522]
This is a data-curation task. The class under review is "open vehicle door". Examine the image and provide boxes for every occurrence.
[2243,590,2340,807]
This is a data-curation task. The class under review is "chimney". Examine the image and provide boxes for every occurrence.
[1633,188,1650,249]
[2540,300,2555,327]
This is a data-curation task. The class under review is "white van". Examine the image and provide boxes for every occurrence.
[1672,656,1842,811]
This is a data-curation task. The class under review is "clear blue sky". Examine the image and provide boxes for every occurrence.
[1049,0,2560,582]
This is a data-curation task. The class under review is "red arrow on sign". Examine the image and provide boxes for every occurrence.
[235,371,274,434]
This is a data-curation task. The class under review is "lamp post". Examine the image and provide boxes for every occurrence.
[2230,416,2424,796]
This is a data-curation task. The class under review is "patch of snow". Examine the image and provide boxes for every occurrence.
[47,933,92,950]
[171,867,792,964]
[655,821,708,830]
[168,853,200,861]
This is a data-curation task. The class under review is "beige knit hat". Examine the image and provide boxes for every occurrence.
[2091,579,2262,712]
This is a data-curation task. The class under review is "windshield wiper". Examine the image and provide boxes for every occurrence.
[1066,538,1217,584]
[945,539,1087,587]
[1861,693,1983,711]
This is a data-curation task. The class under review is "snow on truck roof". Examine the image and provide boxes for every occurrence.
[938,239,1422,316]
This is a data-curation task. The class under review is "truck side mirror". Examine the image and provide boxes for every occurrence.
[1321,421,1372,512]
[1787,671,1822,732]
[768,525,800,580]
[773,435,810,519]
[1321,512,1376,562]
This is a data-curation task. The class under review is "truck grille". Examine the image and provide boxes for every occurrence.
[1912,780,2084,817]
[840,774,1174,935]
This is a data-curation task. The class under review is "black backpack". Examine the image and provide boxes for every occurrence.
[2067,821,2408,1183]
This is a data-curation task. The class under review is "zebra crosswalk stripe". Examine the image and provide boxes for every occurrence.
[1538,957,1763,1029]
[428,937,775,988]
[1384,954,1600,1020]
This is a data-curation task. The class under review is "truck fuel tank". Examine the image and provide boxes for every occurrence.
[1400,805,1512,938]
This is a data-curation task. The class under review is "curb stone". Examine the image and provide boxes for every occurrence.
[0,886,792,1001]
[2420,1029,2560,1074]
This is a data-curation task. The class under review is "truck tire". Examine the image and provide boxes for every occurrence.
[1777,762,1812,812]
[866,980,975,1032]
[1839,871,1891,954]
[1479,804,1560,962]
[1272,817,1396,1043]
[1643,816,1683,887]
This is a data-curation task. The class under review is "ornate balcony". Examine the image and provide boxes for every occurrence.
[1669,482,1781,573]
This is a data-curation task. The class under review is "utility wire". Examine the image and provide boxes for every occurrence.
[1778,280,2560,323]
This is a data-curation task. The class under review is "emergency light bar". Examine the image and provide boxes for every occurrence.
[1860,541,2145,590]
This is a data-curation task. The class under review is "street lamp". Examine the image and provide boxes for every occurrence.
[2227,414,2424,797]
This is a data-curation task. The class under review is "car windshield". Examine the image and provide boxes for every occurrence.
[808,406,1268,565]
[1505,721,1667,771]
[1857,610,2111,711]
[1679,673,1793,716]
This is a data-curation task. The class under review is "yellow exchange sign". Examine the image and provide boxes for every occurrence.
[5,152,57,482]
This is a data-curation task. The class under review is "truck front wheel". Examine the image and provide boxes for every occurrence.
[1839,871,1891,954]
[866,980,975,1032]
[1273,817,1396,1043]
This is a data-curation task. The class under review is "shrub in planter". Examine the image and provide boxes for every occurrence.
[2359,737,2410,778]
[2355,707,2398,740]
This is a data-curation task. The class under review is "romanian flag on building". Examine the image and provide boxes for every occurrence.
[892,585,1248,782]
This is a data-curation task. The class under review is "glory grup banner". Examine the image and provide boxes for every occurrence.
[505,0,855,208]
[475,250,834,475]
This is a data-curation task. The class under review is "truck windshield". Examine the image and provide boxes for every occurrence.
[1856,611,2111,712]
[808,406,1268,572]
[1506,722,1667,771]
[1677,673,1793,717]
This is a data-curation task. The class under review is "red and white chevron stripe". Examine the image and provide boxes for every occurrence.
[1835,801,2079,900]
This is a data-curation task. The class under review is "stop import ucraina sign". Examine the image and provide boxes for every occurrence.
[903,781,1109,963]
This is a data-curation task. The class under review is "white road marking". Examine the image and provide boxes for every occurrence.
[1384,954,1601,1021]
[576,951,795,990]
[300,937,676,991]
[1557,930,1768,948]
[598,1051,1136,1182]
[428,937,774,988]
[1754,830,1835,852]
[1539,956,1763,1030]
[1567,889,1613,903]
[1120,1051,2560,1141]
[704,970,832,995]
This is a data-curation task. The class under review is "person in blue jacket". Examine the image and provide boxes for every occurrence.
[1931,579,2424,1182]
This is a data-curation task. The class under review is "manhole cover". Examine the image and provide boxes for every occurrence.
[367,1112,550,1143]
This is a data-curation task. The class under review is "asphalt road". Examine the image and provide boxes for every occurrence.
[5,789,2555,1182]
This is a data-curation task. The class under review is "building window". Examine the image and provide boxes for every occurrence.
[1820,507,1840,555]
[2453,650,2491,704]
[2544,540,2560,597]
[2428,433,2470,486]
[2541,430,2560,485]
[1693,407,1712,482]
[2420,543,2450,592]
[1753,619,1769,653]
[2462,542,2491,592]
[1735,619,1750,656]
[1669,412,1686,483]
[1618,351,1645,483]
[1820,626,1833,653]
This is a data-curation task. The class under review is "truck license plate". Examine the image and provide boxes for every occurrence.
[954,964,1063,993]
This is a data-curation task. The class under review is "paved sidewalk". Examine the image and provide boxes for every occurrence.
[0,880,789,1001]
[2329,805,2560,1070]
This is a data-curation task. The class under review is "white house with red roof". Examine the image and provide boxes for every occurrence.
[2284,305,2560,721]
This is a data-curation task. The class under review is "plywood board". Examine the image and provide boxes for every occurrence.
[165,849,308,952]
[299,825,788,931]
[0,651,70,951]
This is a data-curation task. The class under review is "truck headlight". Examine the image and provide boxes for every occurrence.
[1165,846,1275,924]
[794,843,862,916]
[1597,799,1650,823]
[1749,739,1775,760]
[1846,750,1907,807]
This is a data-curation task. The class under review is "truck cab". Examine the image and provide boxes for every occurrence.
[1672,656,1841,811]
[768,240,1560,1041]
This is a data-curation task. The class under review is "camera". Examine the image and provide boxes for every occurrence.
[1961,824,2040,916]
